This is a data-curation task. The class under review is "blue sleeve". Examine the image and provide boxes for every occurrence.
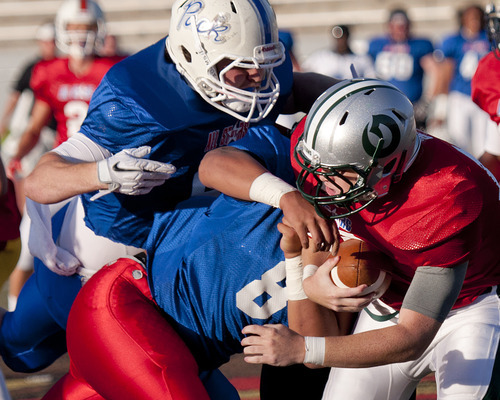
[229,124,294,185]
[79,77,163,153]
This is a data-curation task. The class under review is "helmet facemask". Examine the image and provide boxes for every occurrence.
[62,25,99,59]
[55,0,106,59]
[199,44,285,122]
[295,138,381,220]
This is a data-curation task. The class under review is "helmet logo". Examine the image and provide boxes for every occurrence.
[362,114,401,158]
[178,1,230,43]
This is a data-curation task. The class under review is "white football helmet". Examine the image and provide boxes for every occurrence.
[166,0,285,123]
[295,79,420,219]
[55,0,106,59]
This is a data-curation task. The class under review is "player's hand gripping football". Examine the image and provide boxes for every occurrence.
[302,256,374,313]
[93,146,176,199]
[279,190,339,253]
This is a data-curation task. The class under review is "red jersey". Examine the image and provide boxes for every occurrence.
[472,51,500,125]
[291,121,500,310]
[30,56,124,147]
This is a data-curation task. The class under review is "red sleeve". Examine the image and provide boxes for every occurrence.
[472,52,500,125]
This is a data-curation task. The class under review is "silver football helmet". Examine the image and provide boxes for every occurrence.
[55,0,106,59]
[295,79,420,219]
[166,0,285,123]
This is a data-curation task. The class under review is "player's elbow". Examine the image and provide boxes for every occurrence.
[199,147,233,189]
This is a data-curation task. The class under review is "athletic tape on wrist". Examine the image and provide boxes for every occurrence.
[249,172,297,208]
[285,255,307,301]
[303,264,319,280]
[303,336,325,365]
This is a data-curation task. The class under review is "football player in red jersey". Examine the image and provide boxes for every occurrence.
[200,79,500,399]
[471,3,500,180]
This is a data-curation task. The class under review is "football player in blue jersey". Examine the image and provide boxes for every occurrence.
[1,0,338,383]
[42,123,346,400]
[367,9,435,130]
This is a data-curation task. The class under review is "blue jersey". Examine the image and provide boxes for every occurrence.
[78,37,293,248]
[146,125,293,370]
[368,36,434,102]
[440,30,490,95]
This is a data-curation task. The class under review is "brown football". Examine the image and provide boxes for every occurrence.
[330,239,392,298]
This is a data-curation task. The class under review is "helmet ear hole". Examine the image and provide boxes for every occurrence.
[230,1,237,13]
[181,46,192,63]
[392,110,405,122]
[339,112,349,125]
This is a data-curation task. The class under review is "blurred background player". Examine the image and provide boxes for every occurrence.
[302,25,376,80]
[471,2,500,180]
[435,4,496,158]
[367,8,435,130]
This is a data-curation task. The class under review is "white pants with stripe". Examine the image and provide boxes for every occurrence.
[322,288,500,400]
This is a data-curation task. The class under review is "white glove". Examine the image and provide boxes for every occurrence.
[92,146,176,200]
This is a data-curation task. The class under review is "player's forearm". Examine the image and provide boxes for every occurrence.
[25,152,105,204]
[199,146,267,200]
[321,310,440,368]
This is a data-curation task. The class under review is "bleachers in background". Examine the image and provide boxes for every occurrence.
[0,0,493,57]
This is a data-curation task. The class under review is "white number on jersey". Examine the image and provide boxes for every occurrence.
[375,51,414,81]
[64,100,89,138]
[236,261,287,319]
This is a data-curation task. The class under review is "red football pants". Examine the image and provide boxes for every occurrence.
[43,257,210,400]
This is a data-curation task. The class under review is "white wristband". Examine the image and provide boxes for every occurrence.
[303,336,325,365]
[303,264,319,280]
[285,255,307,301]
[249,172,297,208]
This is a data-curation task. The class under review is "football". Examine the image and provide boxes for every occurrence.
[330,239,392,298]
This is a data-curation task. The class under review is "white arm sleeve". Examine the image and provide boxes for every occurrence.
[52,132,112,163]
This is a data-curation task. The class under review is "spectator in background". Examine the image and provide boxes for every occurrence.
[436,4,496,159]
[303,25,376,79]
[368,9,435,129]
